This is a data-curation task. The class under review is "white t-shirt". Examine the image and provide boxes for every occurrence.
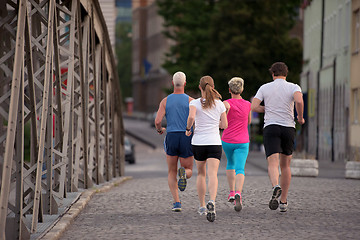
[254,78,302,128]
[189,98,226,145]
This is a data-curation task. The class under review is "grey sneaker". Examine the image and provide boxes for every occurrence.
[206,200,216,222]
[177,167,187,191]
[198,206,207,215]
[234,193,242,212]
[269,185,282,210]
[279,201,288,212]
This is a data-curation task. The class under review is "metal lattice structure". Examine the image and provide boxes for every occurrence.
[0,0,125,238]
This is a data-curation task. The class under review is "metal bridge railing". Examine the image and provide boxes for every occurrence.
[0,0,125,239]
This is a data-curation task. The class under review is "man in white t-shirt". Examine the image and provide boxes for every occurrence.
[251,62,305,213]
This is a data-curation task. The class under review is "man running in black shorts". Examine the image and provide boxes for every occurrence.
[251,62,305,212]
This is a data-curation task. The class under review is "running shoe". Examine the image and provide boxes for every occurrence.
[177,167,187,191]
[279,201,288,212]
[206,200,216,222]
[269,185,282,210]
[172,202,182,212]
[198,206,207,215]
[228,191,235,202]
[234,193,242,212]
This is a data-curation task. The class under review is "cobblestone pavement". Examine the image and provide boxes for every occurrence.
[59,142,360,240]
[57,118,360,239]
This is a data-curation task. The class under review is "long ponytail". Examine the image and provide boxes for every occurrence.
[199,76,222,109]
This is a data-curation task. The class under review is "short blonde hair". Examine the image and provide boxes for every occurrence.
[228,77,244,94]
[172,71,186,87]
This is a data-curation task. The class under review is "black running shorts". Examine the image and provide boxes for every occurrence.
[191,145,222,161]
[263,124,296,158]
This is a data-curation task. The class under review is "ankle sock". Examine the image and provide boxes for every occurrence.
[235,191,241,195]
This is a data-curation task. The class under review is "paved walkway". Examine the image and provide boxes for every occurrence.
[41,117,359,239]
[58,172,359,239]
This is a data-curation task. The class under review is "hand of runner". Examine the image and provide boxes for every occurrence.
[185,129,192,136]
[297,116,305,125]
[157,127,166,135]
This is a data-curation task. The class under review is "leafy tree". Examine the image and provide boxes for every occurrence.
[115,22,132,100]
[157,0,302,100]
[157,0,216,91]
[204,0,303,101]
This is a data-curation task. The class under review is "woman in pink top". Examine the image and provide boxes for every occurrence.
[221,77,251,212]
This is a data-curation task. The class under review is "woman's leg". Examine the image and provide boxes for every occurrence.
[222,141,235,191]
[207,158,220,202]
[234,143,249,193]
[235,174,245,193]
[222,141,236,192]
[226,170,235,191]
[196,160,207,207]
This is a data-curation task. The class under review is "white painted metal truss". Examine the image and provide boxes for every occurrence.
[0,0,125,238]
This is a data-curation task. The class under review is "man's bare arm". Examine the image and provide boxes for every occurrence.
[251,98,265,113]
[155,98,166,134]
[294,91,305,125]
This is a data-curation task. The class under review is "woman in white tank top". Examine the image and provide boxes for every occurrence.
[185,76,227,222]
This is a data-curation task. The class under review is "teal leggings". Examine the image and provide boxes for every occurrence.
[222,141,249,175]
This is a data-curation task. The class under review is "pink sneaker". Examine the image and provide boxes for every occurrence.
[228,191,235,202]
[234,193,242,212]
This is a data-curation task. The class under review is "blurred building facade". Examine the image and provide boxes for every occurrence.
[99,0,117,52]
[350,0,360,161]
[131,0,172,113]
[116,0,132,23]
[301,0,359,162]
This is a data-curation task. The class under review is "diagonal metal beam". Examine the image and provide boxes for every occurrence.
[0,0,26,237]
[31,0,57,231]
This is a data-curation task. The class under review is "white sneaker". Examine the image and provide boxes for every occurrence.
[269,185,282,210]
[206,200,216,222]
[198,206,207,215]
[279,201,288,212]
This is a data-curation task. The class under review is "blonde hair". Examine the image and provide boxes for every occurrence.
[172,71,186,87]
[228,77,244,94]
[199,76,222,109]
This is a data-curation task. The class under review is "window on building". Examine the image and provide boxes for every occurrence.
[355,10,360,53]
[345,1,351,48]
[338,7,342,50]
[332,15,336,55]
[354,88,359,124]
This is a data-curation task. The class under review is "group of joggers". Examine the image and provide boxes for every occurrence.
[154,62,305,222]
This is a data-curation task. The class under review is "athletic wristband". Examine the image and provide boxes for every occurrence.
[186,127,191,131]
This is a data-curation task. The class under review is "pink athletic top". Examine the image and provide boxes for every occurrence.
[221,98,251,144]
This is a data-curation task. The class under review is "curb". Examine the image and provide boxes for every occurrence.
[125,129,157,149]
[291,159,319,177]
[345,161,360,179]
[39,176,132,240]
